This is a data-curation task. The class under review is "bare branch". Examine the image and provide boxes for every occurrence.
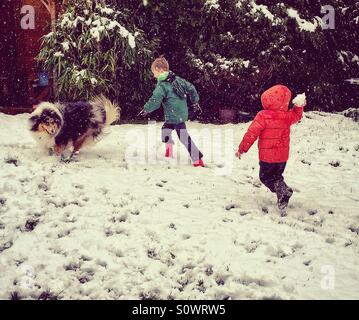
[40,0,50,12]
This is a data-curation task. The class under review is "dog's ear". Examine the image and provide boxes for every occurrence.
[29,115,40,123]
[29,115,41,131]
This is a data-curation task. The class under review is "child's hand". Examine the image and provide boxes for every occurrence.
[235,151,242,159]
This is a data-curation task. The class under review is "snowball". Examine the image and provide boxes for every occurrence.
[292,93,306,106]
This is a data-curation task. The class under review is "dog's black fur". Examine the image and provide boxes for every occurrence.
[54,102,106,147]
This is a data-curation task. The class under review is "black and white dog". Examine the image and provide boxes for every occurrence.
[29,95,120,159]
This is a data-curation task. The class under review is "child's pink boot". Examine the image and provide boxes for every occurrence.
[165,143,174,158]
[193,158,205,167]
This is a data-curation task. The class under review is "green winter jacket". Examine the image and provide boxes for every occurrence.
[143,71,199,124]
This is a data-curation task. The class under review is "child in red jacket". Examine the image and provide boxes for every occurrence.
[236,85,306,215]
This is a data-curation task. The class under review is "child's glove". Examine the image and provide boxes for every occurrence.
[192,103,202,113]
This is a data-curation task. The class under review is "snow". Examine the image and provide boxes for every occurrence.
[53,52,64,58]
[73,70,87,82]
[56,7,137,48]
[61,42,70,52]
[250,1,280,25]
[0,112,358,300]
[205,0,220,10]
[60,14,73,28]
[287,8,319,32]
[127,34,136,49]
[90,26,105,42]
[100,7,114,15]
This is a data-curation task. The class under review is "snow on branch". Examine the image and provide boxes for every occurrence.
[287,8,321,32]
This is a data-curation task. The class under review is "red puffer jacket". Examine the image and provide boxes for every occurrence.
[238,85,304,163]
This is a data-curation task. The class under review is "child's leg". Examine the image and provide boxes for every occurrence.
[259,161,293,213]
[161,123,175,144]
[174,123,203,162]
[259,161,287,192]
[162,123,175,157]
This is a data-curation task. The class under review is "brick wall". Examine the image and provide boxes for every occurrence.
[0,0,62,113]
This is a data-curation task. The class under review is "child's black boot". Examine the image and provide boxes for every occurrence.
[274,181,293,216]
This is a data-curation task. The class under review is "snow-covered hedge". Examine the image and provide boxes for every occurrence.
[38,1,154,102]
[38,0,359,120]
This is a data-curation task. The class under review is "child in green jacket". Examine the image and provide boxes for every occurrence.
[142,57,204,167]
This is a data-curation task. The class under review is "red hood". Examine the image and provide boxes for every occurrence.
[261,85,292,111]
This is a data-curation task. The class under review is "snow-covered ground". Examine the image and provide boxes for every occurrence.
[0,112,358,300]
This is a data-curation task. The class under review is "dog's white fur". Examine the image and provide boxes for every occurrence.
[90,95,120,125]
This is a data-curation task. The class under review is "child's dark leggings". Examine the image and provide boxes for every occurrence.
[161,122,203,162]
[259,161,288,193]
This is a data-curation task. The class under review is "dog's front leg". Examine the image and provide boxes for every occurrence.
[54,144,66,156]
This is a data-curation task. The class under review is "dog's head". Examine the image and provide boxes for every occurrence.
[29,102,63,136]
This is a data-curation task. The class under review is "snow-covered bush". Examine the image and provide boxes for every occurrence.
[38,0,154,107]
[118,0,359,118]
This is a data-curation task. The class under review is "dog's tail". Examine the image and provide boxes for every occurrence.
[91,95,120,125]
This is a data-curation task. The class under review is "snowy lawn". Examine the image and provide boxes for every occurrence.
[0,112,358,300]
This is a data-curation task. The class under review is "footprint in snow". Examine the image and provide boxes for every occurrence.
[38,183,49,192]
[348,226,359,235]
[308,209,318,216]
[216,277,226,286]
[110,213,128,223]
[205,266,214,276]
[0,197,6,206]
[262,206,269,214]
[0,241,13,253]
[24,218,39,232]
[225,203,238,211]
[4,156,20,167]
[182,234,191,240]
[78,275,92,284]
